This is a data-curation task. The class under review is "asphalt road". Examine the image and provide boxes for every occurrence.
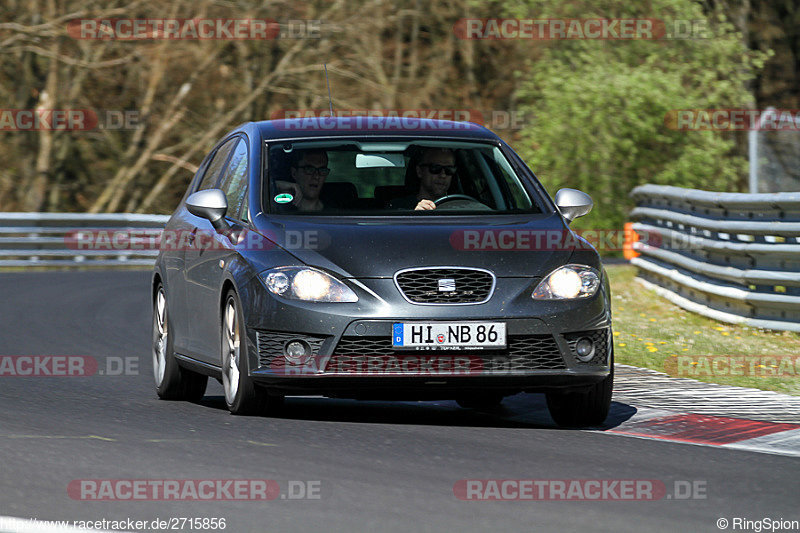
[0,271,797,533]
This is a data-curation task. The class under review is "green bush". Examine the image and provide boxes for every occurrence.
[509,0,768,230]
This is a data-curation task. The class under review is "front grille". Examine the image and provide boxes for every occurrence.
[326,334,565,374]
[394,267,495,304]
[256,331,327,368]
[563,328,610,365]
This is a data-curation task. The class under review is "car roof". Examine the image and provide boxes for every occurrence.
[248,117,501,141]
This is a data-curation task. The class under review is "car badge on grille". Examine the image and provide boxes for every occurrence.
[438,278,456,292]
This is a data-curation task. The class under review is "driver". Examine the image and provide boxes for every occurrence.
[389,148,456,210]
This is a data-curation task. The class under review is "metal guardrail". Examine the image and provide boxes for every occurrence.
[0,212,169,267]
[628,185,800,332]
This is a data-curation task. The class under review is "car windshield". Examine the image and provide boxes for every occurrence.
[265,139,544,215]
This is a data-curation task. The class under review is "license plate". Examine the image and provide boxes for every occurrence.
[392,322,506,349]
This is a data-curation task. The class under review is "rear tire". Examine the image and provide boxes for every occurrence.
[221,289,284,415]
[546,363,613,428]
[152,284,208,402]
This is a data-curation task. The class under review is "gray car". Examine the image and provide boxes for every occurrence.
[151,117,613,427]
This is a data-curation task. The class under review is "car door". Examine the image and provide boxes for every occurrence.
[182,136,239,361]
[163,155,213,356]
[185,136,249,363]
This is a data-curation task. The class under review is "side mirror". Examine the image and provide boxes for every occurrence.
[186,189,231,232]
[554,188,593,224]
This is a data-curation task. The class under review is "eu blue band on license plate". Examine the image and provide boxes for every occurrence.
[392,322,404,346]
[392,322,506,349]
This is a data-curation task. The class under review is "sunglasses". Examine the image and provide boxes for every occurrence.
[419,163,457,176]
[297,165,331,177]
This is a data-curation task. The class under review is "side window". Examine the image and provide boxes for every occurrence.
[218,138,249,221]
[196,138,238,192]
[490,149,534,210]
[239,192,250,223]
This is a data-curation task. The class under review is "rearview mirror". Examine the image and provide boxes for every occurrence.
[186,189,230,232]
[554,188,593,224]
[355,153,405,168]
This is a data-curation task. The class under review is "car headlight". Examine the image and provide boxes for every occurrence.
[261,267,358,302]
[532,264,600,300]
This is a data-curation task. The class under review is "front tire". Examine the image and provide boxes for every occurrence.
[152,284,207,402]
[221,289,283,415]
[545,364,613,428]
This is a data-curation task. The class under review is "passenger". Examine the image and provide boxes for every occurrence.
[274,149,330,211]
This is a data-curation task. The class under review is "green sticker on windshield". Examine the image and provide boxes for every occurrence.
[274,193,293,204]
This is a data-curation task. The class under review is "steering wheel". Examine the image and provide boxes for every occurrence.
[434,194,480,206]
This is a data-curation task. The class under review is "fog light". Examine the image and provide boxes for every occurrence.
[575,338,595,362]
[284,340,311,365]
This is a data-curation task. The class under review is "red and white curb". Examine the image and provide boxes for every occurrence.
[602,365,800,457]
[602,407,800,457]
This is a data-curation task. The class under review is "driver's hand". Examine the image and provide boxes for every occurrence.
[415,199,436,211]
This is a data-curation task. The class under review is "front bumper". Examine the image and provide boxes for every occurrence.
[239,274,612,398]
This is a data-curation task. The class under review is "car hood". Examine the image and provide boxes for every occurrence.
[250,213,589,278]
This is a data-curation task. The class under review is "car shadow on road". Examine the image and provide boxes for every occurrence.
[197,392,638,431]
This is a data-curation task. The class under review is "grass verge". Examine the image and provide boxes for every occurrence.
[608,264,800,395]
